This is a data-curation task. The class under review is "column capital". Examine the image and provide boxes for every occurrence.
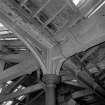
[43,74,60,87]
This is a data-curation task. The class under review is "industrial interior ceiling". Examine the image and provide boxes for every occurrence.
[1,0,105,105]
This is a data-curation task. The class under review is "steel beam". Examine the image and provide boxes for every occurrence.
[0,52,32,63]
[26,91,44,105]
[0,1,48,74]
[64,59,105,102]
[0,60,5,72]
[80,46,99,62]
[0,82,44,102]
[5,75,27,94]
[0,0,66,77]
[72,89,93,99]
[2,0,55,47]
[0,58,39,83]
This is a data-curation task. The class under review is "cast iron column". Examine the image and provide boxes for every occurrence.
[43,74,59,105]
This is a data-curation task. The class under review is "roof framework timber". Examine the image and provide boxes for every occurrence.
[0,0,66,75]
[0,82,44,102]
[0,0,104,77]
[0,60,5,72]
[0,0,104,76]
[0,0,105,104]
[0,57,39,83]
[0,52,32,63]
[0,8,48,74]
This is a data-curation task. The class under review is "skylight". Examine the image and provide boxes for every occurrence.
[72,0,86,7]
[2,101,13,105]
[72,0,81,5]
[0,22,12,35]
[0,23,4,27]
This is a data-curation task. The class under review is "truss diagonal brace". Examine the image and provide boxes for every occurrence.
[0,58,39,83]
[0,82,44,102]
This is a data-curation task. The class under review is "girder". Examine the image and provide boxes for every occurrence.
[0,0,65,75]
[64,59,105,103]
[0,58,39,83]
[0,82,44,102]
[2,0,56,48]
[0,51,32,62]
[0,7,47,74]
[72,89,93,99]
[0,60,5,72]
[0,0,105,105]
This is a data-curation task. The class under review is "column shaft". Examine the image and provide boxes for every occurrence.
[43,74,59,105]
[45,85,56,105]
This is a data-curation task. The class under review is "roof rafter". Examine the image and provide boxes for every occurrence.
[0,82,44,102]
[0,58,39,83]
[0,3,48,74]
